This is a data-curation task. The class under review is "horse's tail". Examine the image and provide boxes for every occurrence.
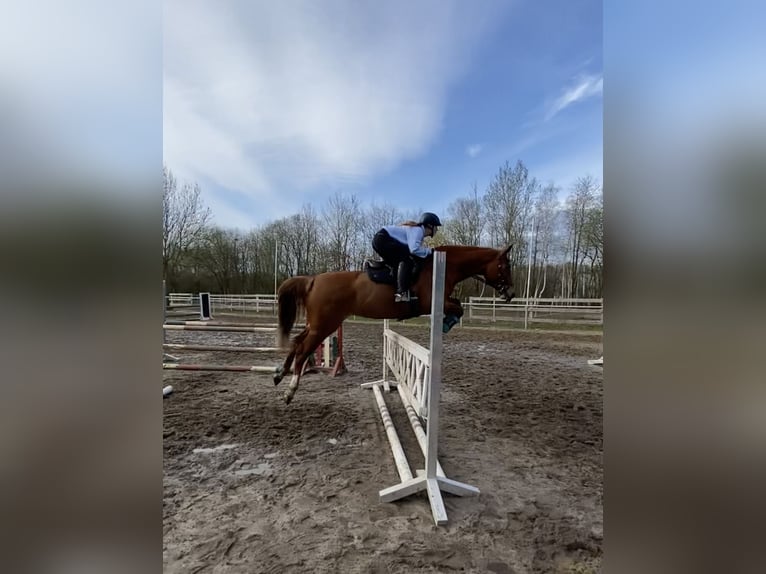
[277,276,314,349]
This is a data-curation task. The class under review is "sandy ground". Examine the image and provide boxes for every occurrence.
[163,319,603,573]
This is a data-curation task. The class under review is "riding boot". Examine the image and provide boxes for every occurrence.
[395,261,411,302]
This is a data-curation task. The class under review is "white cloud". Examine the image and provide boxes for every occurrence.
[204,192,266,231]
[164,0,501,225]
[466,144,483,158]
[545,74,603,121]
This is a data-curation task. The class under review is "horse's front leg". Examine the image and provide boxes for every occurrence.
[442,298,464,333]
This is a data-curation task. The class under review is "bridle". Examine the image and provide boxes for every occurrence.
[472,260,513,302]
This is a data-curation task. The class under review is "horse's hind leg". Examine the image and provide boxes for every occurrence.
[273,347,295,386]
[283,324,338,404]
[274,328,308,386]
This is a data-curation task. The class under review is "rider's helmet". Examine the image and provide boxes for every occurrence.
[418,212,442,228]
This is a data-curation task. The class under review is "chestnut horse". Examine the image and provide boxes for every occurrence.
[274,244,514,403]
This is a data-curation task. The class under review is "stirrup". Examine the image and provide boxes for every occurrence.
[394,291,410,303]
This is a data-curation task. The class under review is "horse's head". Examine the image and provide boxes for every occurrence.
[483,244,514,302]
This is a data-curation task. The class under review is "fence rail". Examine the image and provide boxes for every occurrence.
[167,293,603,329]
[167,293,278,315]
[468,296,603,328]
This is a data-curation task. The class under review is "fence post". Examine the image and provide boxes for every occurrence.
[424,252,446,482]
[524,297,529,330]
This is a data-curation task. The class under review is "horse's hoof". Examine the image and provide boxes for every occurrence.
[442,315,459,333]
[283,392,293,405]
[273,370,283,386]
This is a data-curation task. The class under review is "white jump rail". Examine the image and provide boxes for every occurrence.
[162,363,278,373]
[161,287,345,378]
[162,324,343,374]
[161,325,343,376]
[381,328,431,418]
[362,251,479,526]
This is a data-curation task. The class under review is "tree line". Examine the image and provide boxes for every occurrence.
[162,160,603,299]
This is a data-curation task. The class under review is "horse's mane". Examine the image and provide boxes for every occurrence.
[430,245,502,269]
[435,244,499,255]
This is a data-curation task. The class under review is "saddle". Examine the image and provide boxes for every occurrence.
[363,258,424,286]
[363,259,395,284]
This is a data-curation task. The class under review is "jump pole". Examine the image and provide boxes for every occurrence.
[163,324,280,333]
[310,323,347,376]
[372,384,414,483]
[162,321,346,378]
[163,320,306,329]
[162,363,278,373]
[163,343,280,353]
[162,323,345,376]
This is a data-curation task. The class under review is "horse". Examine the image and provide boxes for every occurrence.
[274,244,514,403]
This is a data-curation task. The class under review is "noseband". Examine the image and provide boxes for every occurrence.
[472,260,512,300]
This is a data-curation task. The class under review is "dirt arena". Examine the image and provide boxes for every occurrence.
[163,319,603,573]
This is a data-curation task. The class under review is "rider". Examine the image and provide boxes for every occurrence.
[372,212,442,302]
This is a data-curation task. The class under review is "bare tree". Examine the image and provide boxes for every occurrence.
[483,160,538,271]
[322,192,361,271]
[442,183,486,298]
[279,205,321,276]
[162,166,212,287]
[530,183,561,297]
[239,230,261,292]
[582,192,604,297]
[367,202,405,230]
[444,182,484,245]
[564,175,600,297]
[254,222,284,293]
[193,227,240,293]
[352,202,405,267]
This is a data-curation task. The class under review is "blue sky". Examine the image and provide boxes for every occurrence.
[164,0,602,229]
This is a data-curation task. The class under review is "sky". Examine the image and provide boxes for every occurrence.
[164,0,603,230]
